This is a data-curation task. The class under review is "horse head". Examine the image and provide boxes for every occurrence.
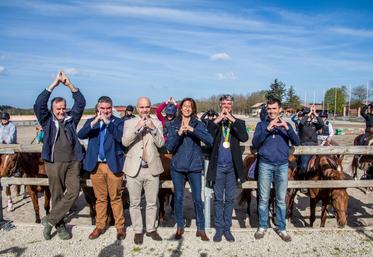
[331,188,349,228]
[0,153,20,177]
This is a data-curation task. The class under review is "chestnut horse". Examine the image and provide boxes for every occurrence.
[0,154,22,212]
[351,133,373,180]
[307,155,349,227]
[158,153,174,224]
[0,153,51,223]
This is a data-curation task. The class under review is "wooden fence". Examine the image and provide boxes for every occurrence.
[1,144,373,227]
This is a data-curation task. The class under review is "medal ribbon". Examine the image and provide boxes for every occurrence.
[222,121,231,144]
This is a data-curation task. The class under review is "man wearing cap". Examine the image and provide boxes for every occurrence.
[34,71,85,240]
[317,110,334,145]
[206,94,249,242]
[0,112,17,144]
[122,96,165,245]
[156,97,178,141]
[122,105,136,121]
[78,96,126,240]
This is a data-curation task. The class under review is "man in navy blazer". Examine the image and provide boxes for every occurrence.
[78,96,126,240]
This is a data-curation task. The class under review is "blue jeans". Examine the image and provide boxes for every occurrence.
[258,162,288,231]
[172,169,205,230]
[213,165,236,232]
[299,155,312,174]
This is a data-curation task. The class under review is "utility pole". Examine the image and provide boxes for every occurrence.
[334,87,337,118]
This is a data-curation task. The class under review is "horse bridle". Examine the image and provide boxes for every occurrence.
[3,153,21,177]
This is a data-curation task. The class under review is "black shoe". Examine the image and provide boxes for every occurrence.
[146,231,162,241]
[213,230,223,242]
[134,233,144,245]
[223,230,235,242]
[56,223,71,240]
[41,217,53,240]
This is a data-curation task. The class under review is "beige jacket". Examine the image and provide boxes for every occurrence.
[122,116,165,177]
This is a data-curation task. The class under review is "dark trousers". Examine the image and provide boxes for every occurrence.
[45,161,81,226]
[172,169,205,231]
[213,165,236,232]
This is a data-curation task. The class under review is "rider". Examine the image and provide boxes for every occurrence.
[200,109,218,125]
[317,110,334,145]
[360,103,373,145]
[0,112,17,144]
[155,97,178,141]
[122,105,136,121]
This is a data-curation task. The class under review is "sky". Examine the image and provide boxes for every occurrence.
[1,0,373,108]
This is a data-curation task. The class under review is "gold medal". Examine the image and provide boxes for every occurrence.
[223,141,230,148]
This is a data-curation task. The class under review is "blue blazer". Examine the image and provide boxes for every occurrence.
[78,116,125,173]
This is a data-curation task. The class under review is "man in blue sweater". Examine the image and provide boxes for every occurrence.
[252,98,300,242]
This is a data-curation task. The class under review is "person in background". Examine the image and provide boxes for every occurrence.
[0,112,17,144]
[359,103,373,145]
[317,110,334,145]
[156,97,178,141]
[122,105,135,121]
[200,109,218,125]
[297,105,324,178]
[252,98,300,242]
[166,97,213,241]
[34,71,85,240]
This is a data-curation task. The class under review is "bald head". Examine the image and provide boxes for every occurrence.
[136,97,151,118]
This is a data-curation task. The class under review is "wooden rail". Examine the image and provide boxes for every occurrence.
[1,144,373,155]
[2,177,373,189]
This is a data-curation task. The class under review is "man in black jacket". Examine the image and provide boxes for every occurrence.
[34,71,86,240]
[206,94,249,242]
[360,103,373,145]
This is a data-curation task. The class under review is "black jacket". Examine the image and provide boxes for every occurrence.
[206,118,249,187]
[361,105,373,133]
[298,116,324,145]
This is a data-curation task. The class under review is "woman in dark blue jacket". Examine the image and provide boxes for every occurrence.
[166,98,213,241]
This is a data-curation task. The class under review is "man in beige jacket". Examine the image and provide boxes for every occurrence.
[122,96,165,245]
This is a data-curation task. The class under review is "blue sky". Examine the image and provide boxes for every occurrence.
[1,0,373,108]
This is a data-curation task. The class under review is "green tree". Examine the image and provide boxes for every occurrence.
[324,87,347,115]
[351,84,366,108]
[265,79,286,102]
[284,85,301,110]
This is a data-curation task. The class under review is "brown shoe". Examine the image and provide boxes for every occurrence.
[146,231,162,241]
[116,228,126,240]
[196,230,209,241]
[174,228,184,240]
[88,228,103,240]
[134,233,144,245]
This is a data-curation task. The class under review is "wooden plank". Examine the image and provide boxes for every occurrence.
[2,144,373,155]
[2,177,373,189]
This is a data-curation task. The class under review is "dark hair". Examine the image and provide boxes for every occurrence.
[50,97,66,110]
[266,98,282,107]
[219,94,234,102]
[178,97,197,117]
[98,96,113,105]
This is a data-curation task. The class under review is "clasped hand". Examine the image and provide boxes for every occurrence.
[267,116,289,131]
[214,108,235,124]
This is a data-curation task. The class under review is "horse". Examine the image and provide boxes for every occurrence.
[158,153,174,224]
[307,155,349,228]
[0,153,51,223]
[239,154,298,222]
[351,133,373,180]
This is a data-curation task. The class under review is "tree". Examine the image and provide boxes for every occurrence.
[324,87,347,116]
[284,85,301,110]
[351,85,366,108]
[265,79,286,102]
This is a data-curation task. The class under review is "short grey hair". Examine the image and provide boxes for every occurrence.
[219,94,234,102]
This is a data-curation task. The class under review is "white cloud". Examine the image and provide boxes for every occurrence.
[216,72,237,80]
[330,27,373,38]
[210,52,231,61]
[0,66,6,75]
[64,67,79,76]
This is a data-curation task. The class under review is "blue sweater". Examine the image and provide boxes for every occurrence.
[252,120,300,165]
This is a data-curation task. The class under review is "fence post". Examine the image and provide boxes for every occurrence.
[203,159,213,229]
[0,178,3,222]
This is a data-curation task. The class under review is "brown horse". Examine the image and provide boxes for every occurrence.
[351,133,373,179]
[0,153,51,223]
[307,155,349,228]
[158,153,174,224]
[239,154,298,221]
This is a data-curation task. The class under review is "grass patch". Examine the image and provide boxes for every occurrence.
[132,246,141,253]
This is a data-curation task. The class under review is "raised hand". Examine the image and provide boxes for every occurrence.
[146,119,156,130]
[48,71,64,90]
[276,117,289,130]
[135,117,147,131]
[267,117,279,131]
